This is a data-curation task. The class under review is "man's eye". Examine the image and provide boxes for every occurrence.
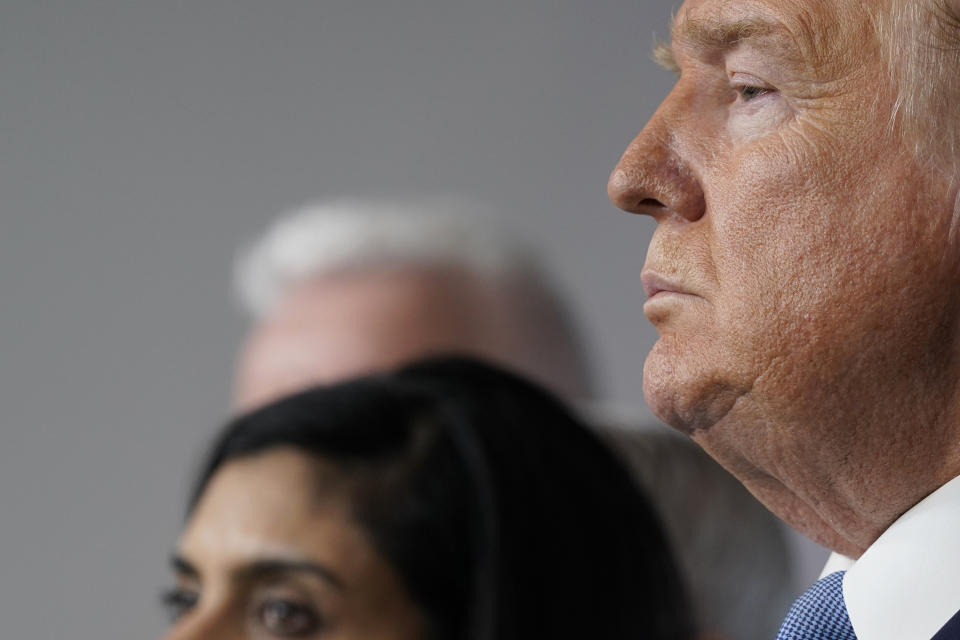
[736,85,772,102]
[160,587,199,623]
[256,599,322,637]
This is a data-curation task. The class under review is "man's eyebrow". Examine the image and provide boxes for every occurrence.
[671,13,779,52]
[236,559,346,591]
[653,40,680,75]
[652,14,785,75]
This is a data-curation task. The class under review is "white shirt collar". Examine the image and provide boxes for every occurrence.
[827,475,960,640]
[819,551,854,578]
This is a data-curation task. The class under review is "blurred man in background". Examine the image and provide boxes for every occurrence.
[230,198,795,640]
[232,197,593,411]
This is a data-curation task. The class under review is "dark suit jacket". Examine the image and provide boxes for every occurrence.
[933,608,960,640]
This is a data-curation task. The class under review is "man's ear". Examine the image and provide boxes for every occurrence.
[954,182,960,230]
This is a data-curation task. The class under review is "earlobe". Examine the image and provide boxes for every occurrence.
[953,178,960,221]
[945,179,960,248]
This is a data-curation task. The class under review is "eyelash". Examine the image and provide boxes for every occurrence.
[735,84,772,102]
[254,597,323,637]
[160,587,199,622]
[161,584,325,637]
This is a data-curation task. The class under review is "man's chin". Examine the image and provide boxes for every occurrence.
[642,343,741,435]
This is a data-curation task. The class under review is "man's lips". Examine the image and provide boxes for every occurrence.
[641,271,690,299]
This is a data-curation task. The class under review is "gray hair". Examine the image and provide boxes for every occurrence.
[878,0,960,172]
[235,197,595,397]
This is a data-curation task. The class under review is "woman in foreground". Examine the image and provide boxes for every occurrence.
[161,356,694,640]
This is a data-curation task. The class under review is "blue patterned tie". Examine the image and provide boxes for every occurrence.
[776,571,857,640]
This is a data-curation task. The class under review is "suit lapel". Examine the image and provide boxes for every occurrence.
[932,607,960,640]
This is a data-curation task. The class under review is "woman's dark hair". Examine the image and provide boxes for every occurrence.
[191,356,694,640]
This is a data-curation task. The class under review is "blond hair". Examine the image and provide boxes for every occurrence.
[877,0,960,173]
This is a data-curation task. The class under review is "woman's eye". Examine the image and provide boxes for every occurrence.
[160,587,199,623]
[736,84,772,102]
[256,599,322,637]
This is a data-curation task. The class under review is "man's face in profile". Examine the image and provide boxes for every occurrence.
[608,0,960,551]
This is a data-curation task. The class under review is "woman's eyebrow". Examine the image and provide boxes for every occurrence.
[171,554,199,578]
[236,558,346,591]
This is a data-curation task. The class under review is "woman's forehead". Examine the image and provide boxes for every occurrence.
[177,449,365,574]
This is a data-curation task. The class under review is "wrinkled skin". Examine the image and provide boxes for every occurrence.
[608,0,960,556]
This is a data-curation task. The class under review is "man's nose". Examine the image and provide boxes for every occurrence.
[607,98,706,223]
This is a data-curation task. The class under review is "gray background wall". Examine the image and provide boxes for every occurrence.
[0,2,826,638]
